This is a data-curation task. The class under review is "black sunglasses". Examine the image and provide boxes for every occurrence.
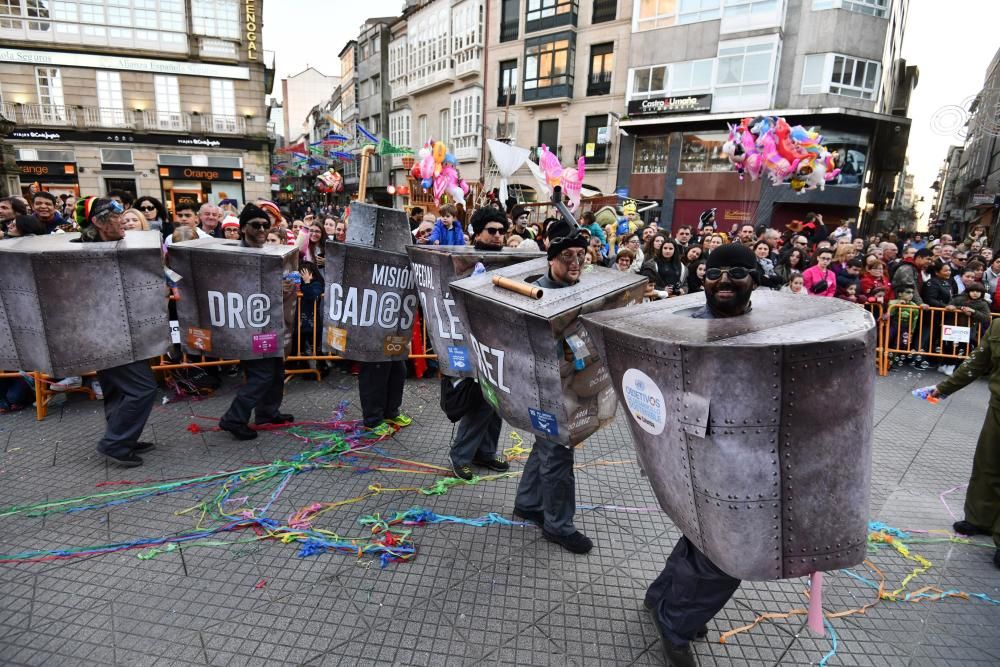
[247,220,271,231]
[705,267,751,281]
[484,226,505,235]
[138,205,156,212]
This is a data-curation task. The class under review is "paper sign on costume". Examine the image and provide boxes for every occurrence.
[168,238,298,359]
[451,258,646,446]
[0,232,169,376]
[406,245,543,378]
[322,241,418,362]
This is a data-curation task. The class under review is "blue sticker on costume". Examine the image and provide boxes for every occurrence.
[448,345,470,371]
[529,408,559,436]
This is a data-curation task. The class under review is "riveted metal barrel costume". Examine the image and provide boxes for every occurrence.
[451,257,646,446]
[169,238,298,359]
[322,205,418,363]
[582,291,876,580]
[406,245,543,378]
[0,231,169,376]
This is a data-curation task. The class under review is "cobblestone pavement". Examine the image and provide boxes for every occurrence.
[0,367,997,666]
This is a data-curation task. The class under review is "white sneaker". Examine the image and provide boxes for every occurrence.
[91,380,104,399]
[50,376,82,392]
[938,365,955,376]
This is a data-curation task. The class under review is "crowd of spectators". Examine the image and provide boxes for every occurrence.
[2,188,996,407]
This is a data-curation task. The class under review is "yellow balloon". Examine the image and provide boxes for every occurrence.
[433,141,447,164]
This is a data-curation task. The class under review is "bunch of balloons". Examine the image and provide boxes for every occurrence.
[315,169,343,193]
[531,144,587,211]
[410,139,470,206]
[723,116,840,193]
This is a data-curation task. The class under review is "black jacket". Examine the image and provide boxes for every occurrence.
[921,276,953,309]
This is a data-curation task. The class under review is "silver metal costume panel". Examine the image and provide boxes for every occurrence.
[406,245,544,378]
[168,239,298,359]
[0,232,169,376]
[346,202,412,254]
[581,291,875,580]
[322,241,418,362]
[451,258,647,446]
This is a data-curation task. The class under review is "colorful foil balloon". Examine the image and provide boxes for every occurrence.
[538,144,563,188]
[560,157,586,211]
[724,115,842,193]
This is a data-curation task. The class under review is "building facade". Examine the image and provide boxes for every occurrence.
[0,0,275,212]
[357,17,394,205]
[615,0,914,232]
[281,67,340,141]
[938,47,1000,244]
[338,40,360,188]
[388,0,485,209]
[484,0,632,201]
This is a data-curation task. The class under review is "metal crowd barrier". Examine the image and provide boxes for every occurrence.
[8,297,996,421]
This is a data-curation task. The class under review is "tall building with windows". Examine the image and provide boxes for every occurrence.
[618,0,915,232]
[388,0,485,209]
[281,67,340,142]
[356,17,394,205]
[484,0,632,200]
[0,0,274,211]
[338,39,360,189]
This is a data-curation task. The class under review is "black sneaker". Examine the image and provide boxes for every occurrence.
[473,455,510,472]
[953,520,990,536]
[99,449,143,468]
[256,412,294,426]
[513,506,545,525]
[132,441,156,454]
[543,530,593,554]
[452,463,475,481]
[220,422,258,441]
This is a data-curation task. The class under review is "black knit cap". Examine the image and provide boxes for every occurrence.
[546,218,588,260]
[470,206,508,235]
[239,203,269,227]
[706,243,757,271]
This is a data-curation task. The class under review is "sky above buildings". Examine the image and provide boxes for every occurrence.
[263,0,997,223]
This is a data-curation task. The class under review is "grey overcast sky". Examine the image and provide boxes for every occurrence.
[263,0,998,220]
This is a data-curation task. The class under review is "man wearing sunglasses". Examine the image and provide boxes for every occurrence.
[75,197,158,467]
[513,217,594,554]
[446,208,512,481]
[218,204,293,441]
[646,243,758,667]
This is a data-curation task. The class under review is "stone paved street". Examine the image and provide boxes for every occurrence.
[0,369,998,666]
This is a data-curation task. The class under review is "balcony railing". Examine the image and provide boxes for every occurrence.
[575,142,610,166]
[83,107,136,129]
[0,102,15,122]
[454,141,480,163]
[455,47,482,77]
[406,64,455,95]
[592,0,617,23]
[587,71,612,96]
[17,103,77,126]
[497,87,517,107]
[144,110,192,132]
[499,20,518,43]
[200,114,247,135]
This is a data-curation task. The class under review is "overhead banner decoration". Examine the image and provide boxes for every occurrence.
[169,239,299,359]
[0,232,169,377]
[451,258,646,446]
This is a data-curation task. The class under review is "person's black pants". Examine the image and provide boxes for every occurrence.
[646,535,742,647]
[96,360,157,457]
[221,357,285,427]
[358,361,406,427]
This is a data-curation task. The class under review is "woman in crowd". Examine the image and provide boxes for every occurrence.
[642,232,665,267]
[614,248,636,272]
[686,258,706,294]
[922,260,954,309]
[507,235,523,248]
[323,217,338,239]
[222,219,242,240]
[683,245,702,266]
[775,247,807,285]
[121,209,149,231]
[859,255,894,302]
[621,233,644,273]
[754,240,782,289]
[134,196,170,236]
[303,222,327,267]
[3,215,47,238]
[640,237,686,299]
[830,243,857,279]
[265,231,283,246]
[706,234,725,254]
